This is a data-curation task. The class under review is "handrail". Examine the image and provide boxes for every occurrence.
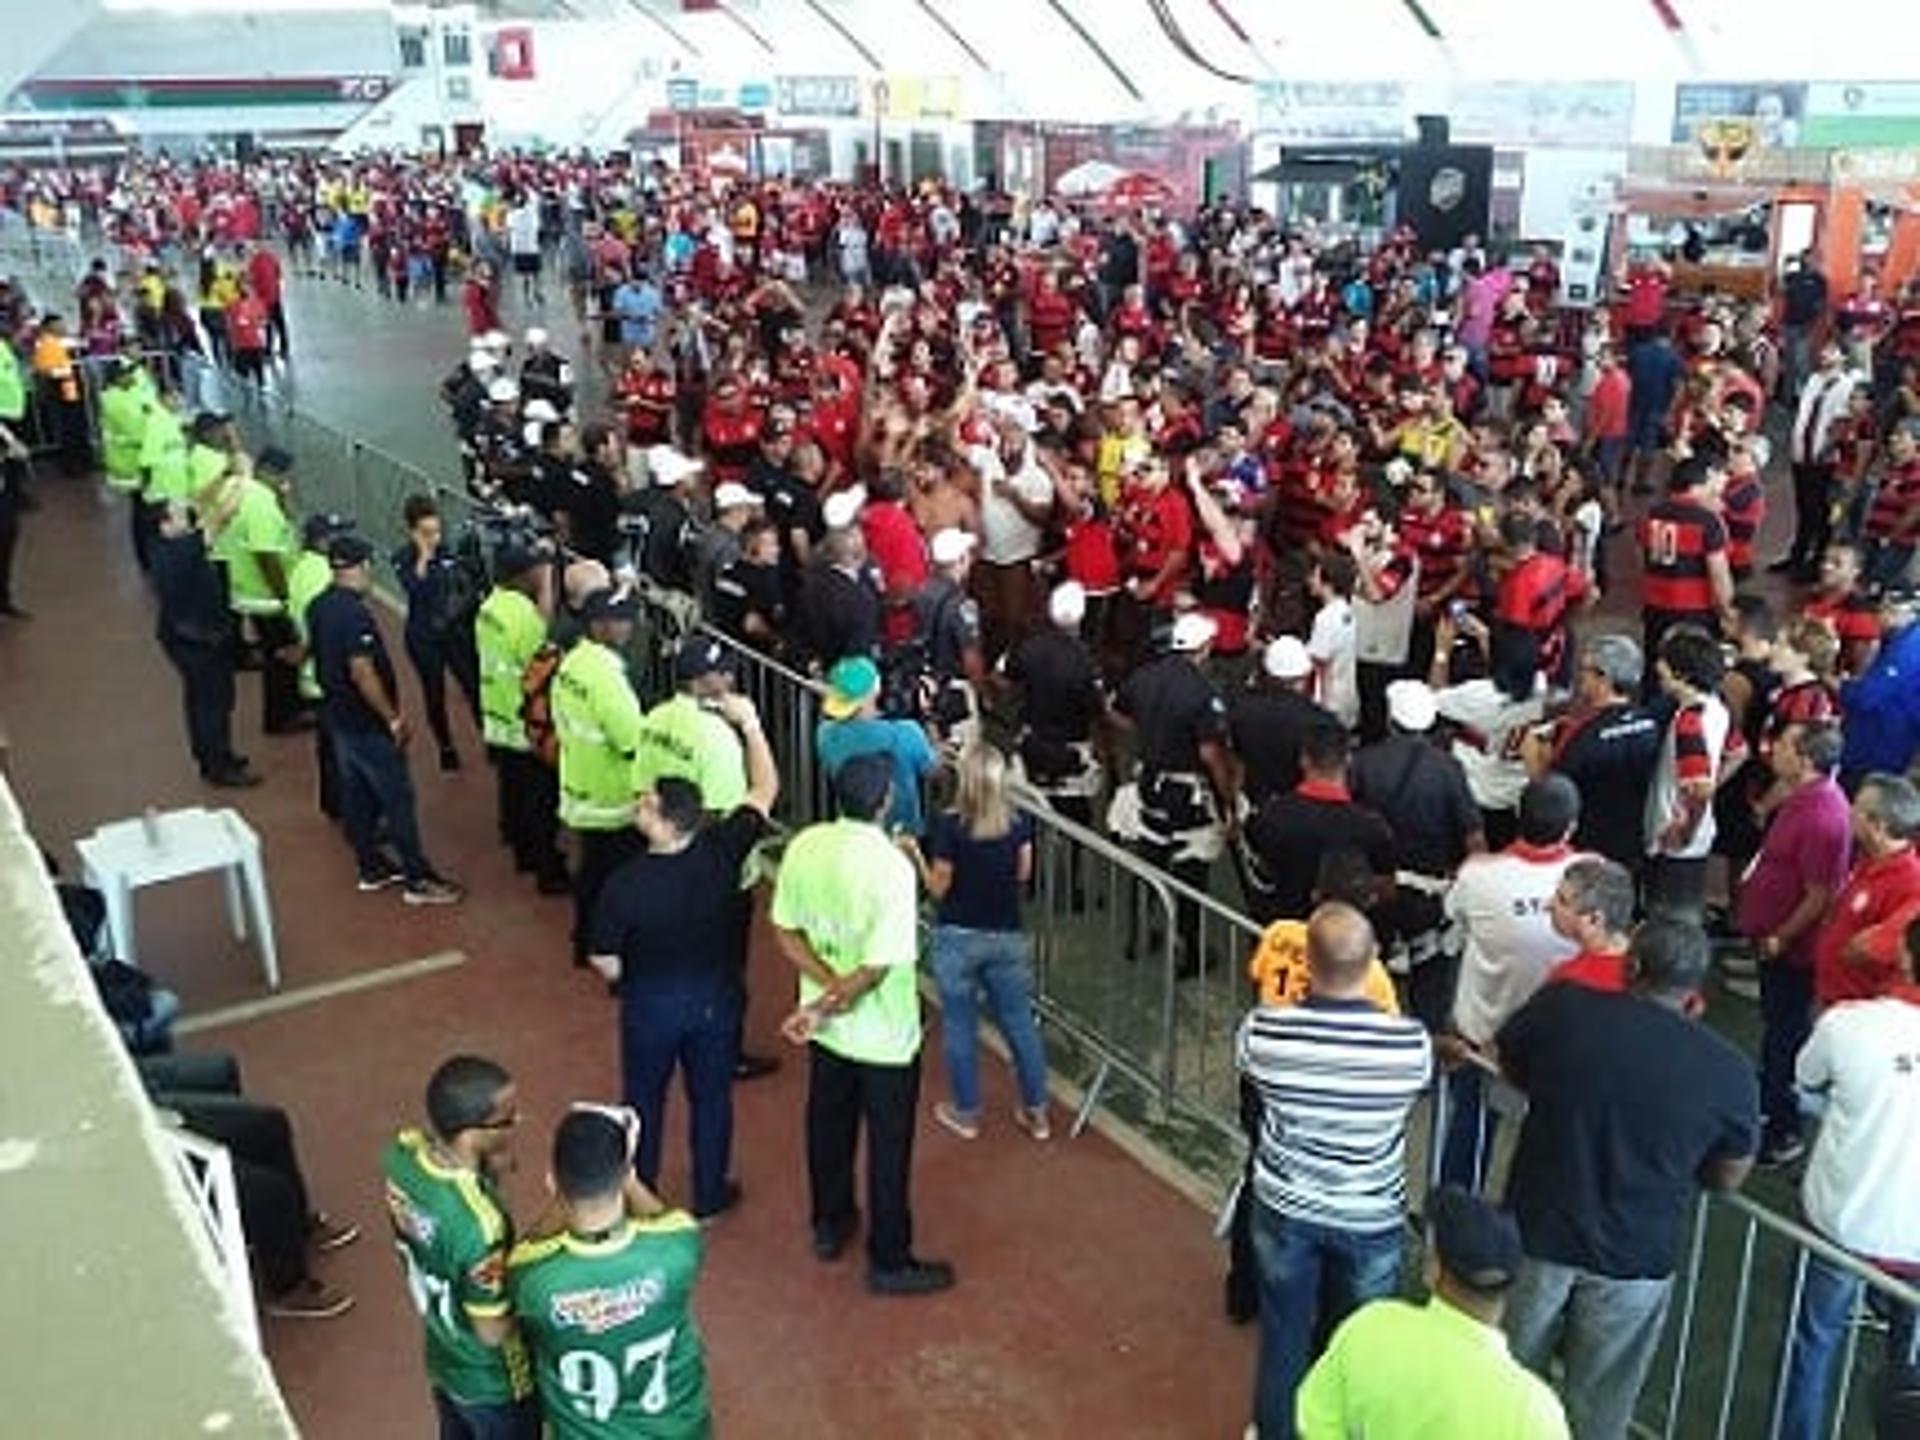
[1718,1188,1920,1311]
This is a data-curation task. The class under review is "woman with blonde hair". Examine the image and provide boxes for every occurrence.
[904,742,1051,1141]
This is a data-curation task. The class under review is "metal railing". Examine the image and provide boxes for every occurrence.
[24,230,1906,1435]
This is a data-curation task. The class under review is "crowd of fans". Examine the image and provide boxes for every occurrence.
[9,146,1920,1438]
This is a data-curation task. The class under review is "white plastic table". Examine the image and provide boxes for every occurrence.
[76,807,280,990]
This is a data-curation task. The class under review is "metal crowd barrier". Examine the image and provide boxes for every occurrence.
[150,352,1919,1440]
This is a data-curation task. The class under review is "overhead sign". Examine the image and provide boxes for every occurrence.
[1805,82,1920,148]
[775,75,861,118]
[1448,82,1633,148]
[880,75,961,120]
[1253,81,1409,143]
[736,81,773,111]
[1671,83,1806,148]
[665,77,698,112]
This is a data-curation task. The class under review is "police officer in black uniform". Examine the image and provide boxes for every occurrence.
[151,502,257,787]
[713,518,787,656]
[634,444,700,592]
[1003,579,1106,828]
[913,527,988,739]
[1115,611,1239,970]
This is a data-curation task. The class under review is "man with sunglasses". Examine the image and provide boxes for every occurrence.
[383,1055,538,1440]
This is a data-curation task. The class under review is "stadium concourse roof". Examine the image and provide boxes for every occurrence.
[457,0,1917,112]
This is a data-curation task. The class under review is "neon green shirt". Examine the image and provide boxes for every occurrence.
[286,549,333,699]
[506,1214,711,1440]
[476,586,548,752]
[98,383,152,490]
[139,409,192,503]
[381,1129,534,1408]
[632,694,746,813]
[210,478,294,613]
[187,442,231,499]
[1296,1297,1569,1440]
[769,818,922,1066]
[552,638,644,830]
[0,342,23,422]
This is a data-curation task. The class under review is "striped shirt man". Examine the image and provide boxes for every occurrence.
[1236,998,1434,1233]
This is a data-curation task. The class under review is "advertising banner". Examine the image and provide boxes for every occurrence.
[1253,81,1409,143]
[1671,83,1807,147]
[1805,82,1920,148]
[775,75,861,118]
[1448,82,1633,148]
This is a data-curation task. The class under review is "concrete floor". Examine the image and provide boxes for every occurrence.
[1,270,1258,1438]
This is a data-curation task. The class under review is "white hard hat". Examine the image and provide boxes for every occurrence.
[713,481,759,511]
[486,377,520,404]
[523,398,560,423]
[821,485,867,531]
[1386,678,1439,732]
[483,329,511,351]
[1048,580,1087,628]
[930,528,978,567]
[524,326,548,347]
[1262,634,1311,680]
[1170,611,1219,653]
[646,444,703,488]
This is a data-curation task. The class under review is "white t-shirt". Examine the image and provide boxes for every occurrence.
[1799,996,1920,1263]
[506,202,541,256]
[968,443,1053,565]
[1435,679,1547,813]
[1445,844,1584,1044]
[1308,598,1359,729]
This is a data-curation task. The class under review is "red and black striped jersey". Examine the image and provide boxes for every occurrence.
[1720,470,1766,573]
[1638,499,1727,616]
[1398,503,1473,600]
[1757,677,1840,764]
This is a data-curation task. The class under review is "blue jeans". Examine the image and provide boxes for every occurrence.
[619,976,742,1216]
[1250,1202,1403,1439]
[432,1389,539,1440]
[332,726,432,883]
[1777,1252,1920,1440]
[1505,1256,1673,1440]
[929,926,1048,1114]
[1439,1063,1500,1194]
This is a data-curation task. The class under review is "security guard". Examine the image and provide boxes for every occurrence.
[913,528,988,748]
[138,389,194,567]
[477,544,567,892]
[551,587,646,963]
[632,635,748,811]
[288,511,354,818]
[150,502,256,787]
[203,448,303,734]
[1003,580,1107,829]
[1114,611,1238,970]
[98,359,157,567]
[186,412,241,502]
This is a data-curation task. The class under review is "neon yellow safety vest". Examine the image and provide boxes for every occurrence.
[140,409,192,504]
[98,384,152,491]
[475,586,548,752]
[551,638,644,830]
[286,550,332,699]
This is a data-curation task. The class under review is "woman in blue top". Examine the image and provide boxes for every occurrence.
[391,493,481,773]
[906,743,1051,1142]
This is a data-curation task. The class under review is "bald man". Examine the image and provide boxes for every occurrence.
[1237,902,1434,1439]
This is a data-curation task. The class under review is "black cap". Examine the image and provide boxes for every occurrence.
[1428,1185,1524,1293]
[832,751,894,821]
[327,534,375,569]
[580,587,639,623]
[189,411,233,442]
[256,446,294,474]
[493,544,544,583]
[673,636,731,683]
[301,512,354,549]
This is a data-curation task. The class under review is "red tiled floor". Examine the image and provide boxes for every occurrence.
[2,477,1254,1438]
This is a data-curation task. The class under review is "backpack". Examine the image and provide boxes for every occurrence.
[521,640,565,768]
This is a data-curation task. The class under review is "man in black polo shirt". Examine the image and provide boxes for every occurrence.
[587,690,778,1220]
[1246,716,1396,924]
[799,520,881,668]
[308,535,461,905]
[1229,635,1335,810]
[1003,580,1106,829]
[1116,612,1238,966]
[1498,918,1758,1440]
[1352,679,1481,1025]
[1526,632,1663,879]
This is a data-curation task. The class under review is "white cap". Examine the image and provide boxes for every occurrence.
[646,444,703,488]
[524,326,548,346]
[1262,634,1312,680]
[486,377,520,404]
[1386,678,1439,732]
[821,485,867,531]
[469,348,499,373]
[482,329,511,351]
[1048,580,1087,628]
[523,398,560,423]
[1170,611,1219,653]
[713,481,759,511]
[930,528,977,567]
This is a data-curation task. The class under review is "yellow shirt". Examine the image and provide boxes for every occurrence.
[1248,920,1399,1013]
[1095,432,1151,507]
